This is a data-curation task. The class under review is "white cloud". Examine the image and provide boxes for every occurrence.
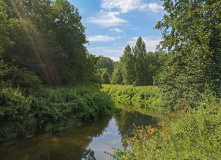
[89,46,123,61]
[127,36,162,52]
[146,3,164,13]
[110,28,123,33]
[101,0,163,13]
[88,35,115,42]
[109,56,120,61]
[87,11,128,28]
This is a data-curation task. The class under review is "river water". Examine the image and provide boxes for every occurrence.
[0,106,161,160]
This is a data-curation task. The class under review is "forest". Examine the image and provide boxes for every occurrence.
[0,0,221,159]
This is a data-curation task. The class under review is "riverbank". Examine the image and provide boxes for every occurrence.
[114,91,221,159]
[102,85,162,111]
[0,85,115,142]
[0,106,160,160]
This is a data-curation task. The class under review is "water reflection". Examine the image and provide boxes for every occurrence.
[0,116,111,160]
[115,110,158,139]
[0,105,161,160]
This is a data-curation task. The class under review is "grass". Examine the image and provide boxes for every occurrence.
[102,84,162,111]
[114,92,221,159]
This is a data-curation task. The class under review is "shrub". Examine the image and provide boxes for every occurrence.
[0,88,36,141]
[0,85,114,141]
[102,84,162,110]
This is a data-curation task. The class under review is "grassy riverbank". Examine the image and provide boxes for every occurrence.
[0,85,114,142]
[114,92,221,159]
[102,85,162,111]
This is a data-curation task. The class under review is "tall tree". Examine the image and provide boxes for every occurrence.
[110,62,123,85]
[155,0,221,109]
[134,37,147,86]
[0,0,12,87]
[121,45,135,85]
[0,0,12,55]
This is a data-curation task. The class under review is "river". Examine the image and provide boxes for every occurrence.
[0,105,161,160]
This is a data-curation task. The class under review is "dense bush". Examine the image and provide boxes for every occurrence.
[0,88,36,141]
[102,85,162,110]
[0,66,43,88]
[0,85,114,141]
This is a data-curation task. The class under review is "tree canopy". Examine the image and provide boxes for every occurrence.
[155,0,221,109]
[0,0,98,87]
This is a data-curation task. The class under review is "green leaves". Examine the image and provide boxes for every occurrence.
[0,0,99,86]
[155,0,221,109]
[0,86,114,141]
[121,45,135,85]
[111,37,166,86]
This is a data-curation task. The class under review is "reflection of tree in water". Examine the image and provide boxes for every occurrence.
[114,109,158,139]
[82,149,96,160]
[0,116,111,160]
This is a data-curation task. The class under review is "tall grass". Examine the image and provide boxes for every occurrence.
[0,85,114,142]
[102,85,162,111]
[114,92,221,159]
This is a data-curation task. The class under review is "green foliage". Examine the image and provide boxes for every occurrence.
[133,37,147,86]
[145,51,167,85]
[155,0,221,110]
[112,1,221,159]
[0,0,12,55]
[0,86,114,141]
[111,37,166,86]
[1,66,42,88]
[97,56,114,75]
[121,45,135,85]
[115,93,221,159]
[0,88,36,141]
[1,0,99,87]
[110,62,123,84]
[97,68,110,84]
[102,85,162,110]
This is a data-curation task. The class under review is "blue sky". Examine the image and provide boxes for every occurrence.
[69,0,165,61]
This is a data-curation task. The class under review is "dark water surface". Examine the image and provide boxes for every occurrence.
[0,107,161,160]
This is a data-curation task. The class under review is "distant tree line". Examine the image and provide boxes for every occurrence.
[110,37,167,86]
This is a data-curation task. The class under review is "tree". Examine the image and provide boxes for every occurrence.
[0,0,12,55]
[134,37,147,86]
[97,68,110,84]
[1,0,96,87]
[155,0,221,109]
[121,45,135,85]
[110,62,123,84]
[110,38,166,86]
[97,56,114,75]
[145,51,167,85]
